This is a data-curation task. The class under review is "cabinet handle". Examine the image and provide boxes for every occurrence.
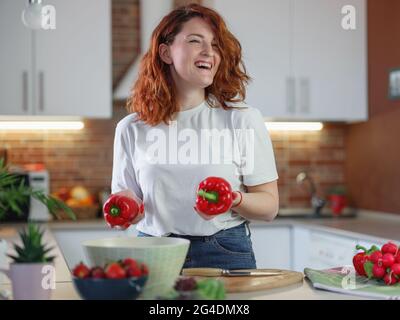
[38,71,44,112]
[299,77,310,114]
[22,71,28,112]
[286,77,296,113]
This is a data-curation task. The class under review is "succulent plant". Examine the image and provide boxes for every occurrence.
[8,223,55,263]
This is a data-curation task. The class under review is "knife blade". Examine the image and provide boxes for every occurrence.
[181,268,284,277]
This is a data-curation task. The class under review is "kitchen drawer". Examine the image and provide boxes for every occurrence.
[308,231,358,269]
[356,239,386,249]
[250,226,292,270]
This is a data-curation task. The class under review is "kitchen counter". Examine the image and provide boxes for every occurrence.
[254,209,400,242]
[46,208,400,243]
[1,209,398,300]
[0,275,365,300]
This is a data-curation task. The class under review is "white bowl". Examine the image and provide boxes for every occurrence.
[82,237,190,299]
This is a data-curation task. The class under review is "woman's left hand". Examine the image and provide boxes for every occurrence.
[194,191,241,220]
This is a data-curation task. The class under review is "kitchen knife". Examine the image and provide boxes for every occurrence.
[181,268,284,277]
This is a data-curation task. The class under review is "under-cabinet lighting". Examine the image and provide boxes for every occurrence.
[0,121,84,130]
[265,122,323,131]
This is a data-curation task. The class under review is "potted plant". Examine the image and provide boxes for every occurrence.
[0,223,57,299]
[0,157,75,299]
[0,158,75,221]
[327,186,347,216]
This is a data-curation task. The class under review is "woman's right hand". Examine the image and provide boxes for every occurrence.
[112,189,145,225]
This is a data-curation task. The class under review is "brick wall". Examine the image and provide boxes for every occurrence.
[112,0,140,88]
[271,125,347,208]
[0,0,348,209]
[174,0,203,7]
[1,121,347,209]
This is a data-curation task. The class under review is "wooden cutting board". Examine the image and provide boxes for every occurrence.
[182,269,304,293]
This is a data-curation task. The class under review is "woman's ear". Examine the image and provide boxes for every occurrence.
[159,43,173,65]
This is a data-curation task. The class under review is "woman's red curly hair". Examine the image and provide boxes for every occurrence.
[127,3,251,126]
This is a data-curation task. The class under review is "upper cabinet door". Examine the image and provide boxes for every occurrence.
[205,0,292,119]
[35,0,112,118]
[0,0,33,116]
[292,0,367,121]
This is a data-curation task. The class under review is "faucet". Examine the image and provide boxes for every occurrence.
[296,172,326,215]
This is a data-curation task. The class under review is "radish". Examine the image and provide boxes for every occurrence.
[372,264,386,279]
[370,251,382,264]
[391,263,400,276]
[383,272,398,285]
[381,242,398,255]
[382,253,396,268]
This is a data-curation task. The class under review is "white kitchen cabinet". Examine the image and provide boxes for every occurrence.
[35,0,111,118]
[293,227,358,271]
[207,0,292,119]
[205,0,367,122]
[0,0,111,118]
[249,225,292,269]
[307,231,358,269]
[292,0,367,121]
[293,227,395,272]
[0,0,33,115]
[356,239,386,250]
[292,226,311,272]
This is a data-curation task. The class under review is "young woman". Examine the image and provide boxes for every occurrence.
[111,4,279,270]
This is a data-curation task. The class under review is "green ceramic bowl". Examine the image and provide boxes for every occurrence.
[82,237,190,299]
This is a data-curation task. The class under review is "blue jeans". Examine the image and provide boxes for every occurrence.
[137,222,257,270]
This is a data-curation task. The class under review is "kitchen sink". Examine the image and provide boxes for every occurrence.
[277,207,357,219]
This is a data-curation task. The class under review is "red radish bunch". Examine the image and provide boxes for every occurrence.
[352,241,400,286]
[72,258,149,279]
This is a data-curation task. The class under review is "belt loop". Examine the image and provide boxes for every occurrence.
[245,221,252,237]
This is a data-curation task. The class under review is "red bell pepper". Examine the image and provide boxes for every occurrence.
[352,244,379,276]
[103,194,144,230]
[195,177,234,216]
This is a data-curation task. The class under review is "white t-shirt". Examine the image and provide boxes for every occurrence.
[111,99,278,236]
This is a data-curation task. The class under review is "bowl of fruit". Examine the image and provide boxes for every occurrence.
[82,237,190,299]
[72,258,148,300]
[52,186,99,220]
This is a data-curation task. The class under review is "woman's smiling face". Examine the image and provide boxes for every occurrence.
[160,17,221,89]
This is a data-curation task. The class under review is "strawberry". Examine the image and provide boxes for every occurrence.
[122,258,138,269]
[121,258,142,277]
[90,266,106,279]
[105,262,126,279]
[126,265,142,278]
[141,263,149,276]
[72,262,90,278]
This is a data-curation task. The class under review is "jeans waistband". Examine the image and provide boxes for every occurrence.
[168,221,251,241]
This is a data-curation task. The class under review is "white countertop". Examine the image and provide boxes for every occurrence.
[253,209,400,242]
[0,277,366,300]
[1,209,398,300]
